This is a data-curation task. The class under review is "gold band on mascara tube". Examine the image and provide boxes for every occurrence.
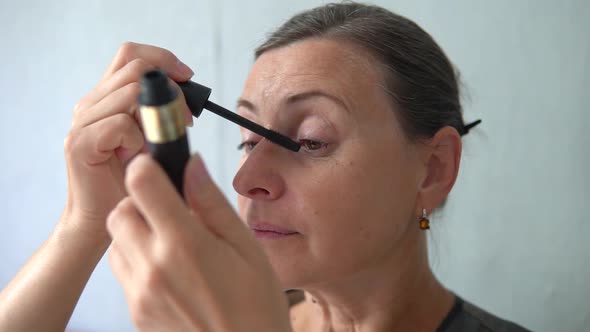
[139,99,186,143]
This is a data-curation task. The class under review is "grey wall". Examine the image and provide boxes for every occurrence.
[0,1,588,331]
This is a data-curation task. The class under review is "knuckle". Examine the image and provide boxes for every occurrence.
[106,197,133,232]
[63,130,80,156]
[111,112,134,130]
[123,81,141,98]
[144,264,166,290]
[105,206,121,234]
[118,41,137,59]
[129,290,154,327]
[107,245,120,266]
[162,49,177,63]
[127,58,150,73]
[117,196,135,213]
[71,97,89,121]
[155,241,177,264]
[154,237,197,270]
[72,102,82,117]
[125,157,152,193]
[107,198,130,228]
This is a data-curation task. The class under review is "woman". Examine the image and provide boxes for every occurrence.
[0,2,531,331]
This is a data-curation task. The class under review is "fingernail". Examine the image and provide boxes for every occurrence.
[176,59,194,78]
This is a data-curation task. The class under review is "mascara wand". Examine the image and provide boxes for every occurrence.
[178,81,301,152]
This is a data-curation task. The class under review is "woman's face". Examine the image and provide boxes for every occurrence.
[233,38,422,288]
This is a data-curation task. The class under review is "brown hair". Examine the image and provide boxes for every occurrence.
[255,2,479,140]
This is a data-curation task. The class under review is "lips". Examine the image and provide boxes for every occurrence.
[248,222,299,239]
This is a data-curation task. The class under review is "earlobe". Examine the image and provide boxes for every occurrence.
[416,126,462,212]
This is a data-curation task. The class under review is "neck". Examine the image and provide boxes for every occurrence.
[294,232,454,332]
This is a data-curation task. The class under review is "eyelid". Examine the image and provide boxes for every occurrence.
[238,115,336,154]
[240,130,263,141]
[237,139,260,152]
[236,141,248,150]
[298,139,327,152]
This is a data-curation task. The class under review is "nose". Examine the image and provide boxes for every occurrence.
[232,140,286,201]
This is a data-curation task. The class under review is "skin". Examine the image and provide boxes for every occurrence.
[0,36,462,331]
[234,38,462,331]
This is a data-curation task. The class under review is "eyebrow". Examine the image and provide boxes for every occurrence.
[236,90,350,114]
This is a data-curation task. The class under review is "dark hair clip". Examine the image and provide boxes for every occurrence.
[461,119,482,136]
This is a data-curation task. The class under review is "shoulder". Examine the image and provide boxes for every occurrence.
[441,296,532,332]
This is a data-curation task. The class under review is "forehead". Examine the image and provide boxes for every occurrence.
[242,38,386,110]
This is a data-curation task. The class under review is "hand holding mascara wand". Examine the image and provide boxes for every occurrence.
[138,69,301,197]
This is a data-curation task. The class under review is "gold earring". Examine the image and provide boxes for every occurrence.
[419,208,430,230]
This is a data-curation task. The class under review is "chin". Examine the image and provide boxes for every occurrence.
[262,246,314,290]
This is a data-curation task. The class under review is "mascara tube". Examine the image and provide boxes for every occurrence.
[138,70,190,196]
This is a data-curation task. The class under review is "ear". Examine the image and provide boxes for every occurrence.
[415,126,462,216]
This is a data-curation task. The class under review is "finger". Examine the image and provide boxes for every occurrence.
[169,79,193,127]
[125,154,210,240]
[102,42,194,83]
[73,81,141,130]
[108,242,133,285]
[65,113,145,166]
[75,70,193,132]
[184,153,254,251]
[75,58,153,117]
[107,197,152,263]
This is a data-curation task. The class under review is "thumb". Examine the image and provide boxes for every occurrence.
[183,153,255,251]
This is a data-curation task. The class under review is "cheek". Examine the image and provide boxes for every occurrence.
[234,156,248,218]
[292,147,416,268]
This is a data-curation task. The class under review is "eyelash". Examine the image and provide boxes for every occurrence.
[237,139,327,153]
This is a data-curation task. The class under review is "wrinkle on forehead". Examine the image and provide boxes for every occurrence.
[243,38,387,117]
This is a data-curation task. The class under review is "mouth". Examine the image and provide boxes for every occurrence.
[249,222,300,240]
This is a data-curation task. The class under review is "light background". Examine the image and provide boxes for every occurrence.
[0,1,588,331]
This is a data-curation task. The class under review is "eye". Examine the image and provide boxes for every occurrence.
[237,140,259,153]
[238,139,328,154]
[298,139,327,152]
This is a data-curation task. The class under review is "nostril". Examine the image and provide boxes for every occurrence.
[248,187,270,197]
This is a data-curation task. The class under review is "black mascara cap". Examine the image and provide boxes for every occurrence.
[178,80,212,118]
[139,70,177,106]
